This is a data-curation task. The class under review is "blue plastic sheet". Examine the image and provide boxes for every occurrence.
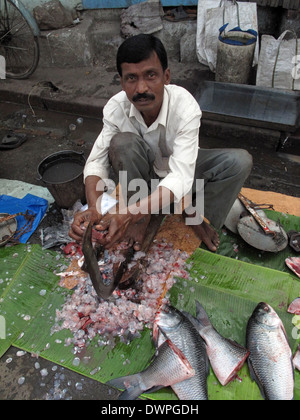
[0,194,48,243]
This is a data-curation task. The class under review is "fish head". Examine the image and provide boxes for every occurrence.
[153,306,183,344]
[253,302,281,329]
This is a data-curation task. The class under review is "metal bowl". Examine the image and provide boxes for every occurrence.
[0,213,17,247]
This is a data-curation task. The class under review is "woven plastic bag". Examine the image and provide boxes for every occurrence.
[256,30,300,91]
[196,0,259,72]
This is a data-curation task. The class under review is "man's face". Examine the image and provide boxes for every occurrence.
[120,51,170,124]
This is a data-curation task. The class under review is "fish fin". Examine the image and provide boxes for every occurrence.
[143,385,164,394]
[118,386,143,400]
[182,311,200,331]
[291,354,295,382]
[247,358,267,400]
[280,322,290,345]
[107,373,143,400]
[195,300,212,328]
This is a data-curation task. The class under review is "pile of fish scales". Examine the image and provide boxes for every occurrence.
[53,240,190,347]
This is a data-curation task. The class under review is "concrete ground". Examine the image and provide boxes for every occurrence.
[0,10,299,400]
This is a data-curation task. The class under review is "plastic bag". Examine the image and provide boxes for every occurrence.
[41,193,118,249]
[256,30,300,91]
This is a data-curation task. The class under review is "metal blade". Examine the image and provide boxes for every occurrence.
[238,193,276,236]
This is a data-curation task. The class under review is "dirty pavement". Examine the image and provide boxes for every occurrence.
[0,2,300,402]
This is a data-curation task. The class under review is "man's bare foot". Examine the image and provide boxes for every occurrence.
[126,214,151,251]
[190,220,220,252]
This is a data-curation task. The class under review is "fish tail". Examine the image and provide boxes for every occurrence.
[195,300,212,328]
[107,374,143,400]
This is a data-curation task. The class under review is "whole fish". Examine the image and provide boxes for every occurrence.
[153,306,209,400]
[246,302,294,400]
[107,339,195,400]
[293,346,300,371]
[183,300,249,386]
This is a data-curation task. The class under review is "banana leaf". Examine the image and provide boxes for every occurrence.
[0,244,66,358]
[1,241,300,400]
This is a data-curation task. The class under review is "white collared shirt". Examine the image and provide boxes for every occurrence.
[84,84,202,203]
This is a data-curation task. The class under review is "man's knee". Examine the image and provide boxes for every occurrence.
[110,131,155,165]
[228,149,253,177]
[237,149,253,174]
[110,132,139,155]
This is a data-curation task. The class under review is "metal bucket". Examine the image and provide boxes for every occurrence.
[37,150,86,209]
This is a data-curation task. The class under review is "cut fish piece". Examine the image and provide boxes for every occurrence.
[286,257,300,279]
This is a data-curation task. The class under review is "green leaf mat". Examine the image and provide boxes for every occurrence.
[0,209,299,400]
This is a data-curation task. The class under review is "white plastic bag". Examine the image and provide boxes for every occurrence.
[196,0,259,72]
[256,30,300,91]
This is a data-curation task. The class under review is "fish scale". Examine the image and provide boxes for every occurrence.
[154,307,209,400]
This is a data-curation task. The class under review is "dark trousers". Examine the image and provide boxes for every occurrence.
[108,132,253,229]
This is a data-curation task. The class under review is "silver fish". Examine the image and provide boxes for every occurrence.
[107,338,195,400]
[246,302,294,400]
[153,306,209,400]
[183,300,249,386]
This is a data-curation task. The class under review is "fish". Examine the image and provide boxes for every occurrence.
[293,346,300,371]
[153,306,209,400]
[107,338,195,400]
[286,257,300,279]
[82,222,134,300]
[246,302,294,400]
[81,222,110,299]
[183,300,249,386]
[288,297,300,315]
[82,222,113,299]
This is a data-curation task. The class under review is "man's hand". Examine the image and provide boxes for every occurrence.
[95,212,151,251]
[69,206,100,242]
[95,212,132,249]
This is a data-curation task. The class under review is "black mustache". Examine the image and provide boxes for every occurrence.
[132,93,155,102]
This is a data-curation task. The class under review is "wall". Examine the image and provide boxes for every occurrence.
[22,0,198,12]
[82,0,197,7]
[20,0,79,12]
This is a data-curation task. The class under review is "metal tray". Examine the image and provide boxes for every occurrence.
[194,81,300,132]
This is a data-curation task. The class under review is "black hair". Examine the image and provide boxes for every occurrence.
[116,34,168,76]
